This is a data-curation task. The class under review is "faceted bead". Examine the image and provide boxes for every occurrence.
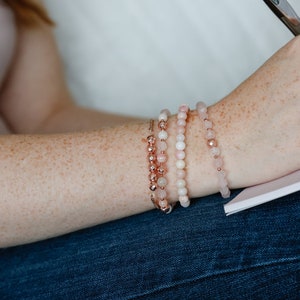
[157,140,167,152]
[206,129,215,140]
[157,177,167,188]
[204,120,213,129]
[157,153,167,163]
[158,130,168,140]
[156,188,167,200]
[211,147,221,157]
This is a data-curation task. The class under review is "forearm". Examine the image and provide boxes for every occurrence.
[0,110,225,247]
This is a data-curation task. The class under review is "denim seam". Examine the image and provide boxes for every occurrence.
[125,257,300,300]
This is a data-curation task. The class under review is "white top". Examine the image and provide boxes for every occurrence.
[0,1,16,87]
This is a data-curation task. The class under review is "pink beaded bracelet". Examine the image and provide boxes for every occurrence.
[176,104,190,207]
[155,109,173,214]
[196,101,231,198]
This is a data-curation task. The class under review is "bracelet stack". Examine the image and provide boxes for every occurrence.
[146,102,231,214]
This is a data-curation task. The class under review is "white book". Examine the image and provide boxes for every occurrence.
[224,170,300,216]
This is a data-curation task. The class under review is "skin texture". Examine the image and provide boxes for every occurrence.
[0,5,299,247]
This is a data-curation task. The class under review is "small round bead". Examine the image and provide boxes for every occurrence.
[178,187,188,197]
[156,188,167,200]
[176,141,186,151]
[177,126,186,134]
[206,129,215,140]
[177,111,187,120]
[157,153,167,163]
[196,101,207,113]
[177,119,186,127]
[176,150,185,160]
[179,104,189,112]
[157,177,167,188]
[211,147,221,157]
[176,179,186,188]
[157,140,167,152]
[176,159,186,169]
[176,133,185,142]
[159,199,168,208]
[179,199,190,208]
[158,130,168,140]
[204,120,213,129]
[176,169,186,179]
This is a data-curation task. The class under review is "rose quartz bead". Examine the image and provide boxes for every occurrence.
[211,147,221,157]
[176,141,186,151]
[176,160,186,169]
[176,179,186,188]
[177,126,185,134]
[204,120,213,129]
[177,119,186,127]
[177,111,187,120]
[176,169,186,179]
[157,140,167,152]
[158,130,168,140]
[214,157,224,169]
[177,133,185,142]
[178,187,188,197]
[159,109,170,121]
[196,101,207,113]
[156,188,167,200]
[157,177,167,188]
[179,104,189,112]
[206,129,215,140]
[176,150,185,160]
[157,153,167,163]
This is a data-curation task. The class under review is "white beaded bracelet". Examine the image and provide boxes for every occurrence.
[176,104,190,207]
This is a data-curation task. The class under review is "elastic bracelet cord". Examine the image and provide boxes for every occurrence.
[196,101,231,198]
[176,104,190,207]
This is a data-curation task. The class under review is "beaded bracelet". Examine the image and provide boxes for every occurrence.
[156,109,173,214]
[196,101,231,198]
[176,104,190,207]
[147,119,159,208]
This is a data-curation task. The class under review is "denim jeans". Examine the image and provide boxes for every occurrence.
[0,190,299,300]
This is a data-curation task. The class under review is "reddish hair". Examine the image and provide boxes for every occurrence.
[3,0,54,26]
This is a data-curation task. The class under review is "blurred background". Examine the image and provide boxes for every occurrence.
[43,0,300,118]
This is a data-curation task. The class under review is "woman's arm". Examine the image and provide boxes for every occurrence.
[0,8,299,247]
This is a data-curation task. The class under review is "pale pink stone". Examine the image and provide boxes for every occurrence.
[214,157,224,169]
[158,130,168,140]
[156,188,167,200]
[204,120,213,129]
[159,199,168,208]
[211,147,221,157]
[176,179,186,188]
[176,141,186,151]
[179,104,189,113]
[159,109,170,121]
[157,153,167,163]
[177,119,186,127]
[176,133,185,142]
[196,101,207,113]
[206,129,215,140]
[217,171,228,188]
[176,160,186,169]
[220,186,230,198]
[180,200,190,208]
[176,169,186,179]
[178,187,188,196]
[157,140,167,152]
[199,112,208,120]
[157,177,167,188]
[177,111,187,120]
[177,127,186,134]
[176,150,185,160]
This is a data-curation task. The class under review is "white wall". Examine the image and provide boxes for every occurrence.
[43,0,299,117]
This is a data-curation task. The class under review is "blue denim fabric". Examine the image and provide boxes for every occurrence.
[0,190,299,300]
